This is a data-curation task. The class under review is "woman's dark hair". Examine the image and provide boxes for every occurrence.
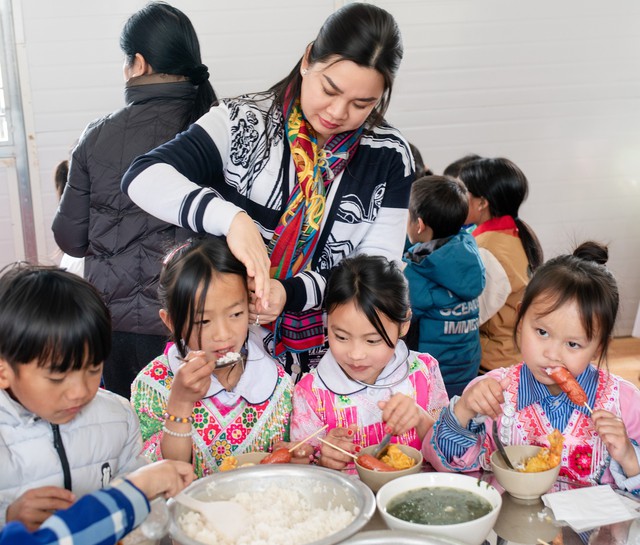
[443,153,482,178]
[267,3,403,129]
[158,237,247,358]
[0,264,111,372]
[409,175,469,239]
[54,160,69,200]
[120,1,217,125]
[409,143,432,178]
[458,157,544,272]
[325,255,410,348]
[514,241,618,367]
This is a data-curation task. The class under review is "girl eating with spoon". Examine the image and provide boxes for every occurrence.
[131,238,312,476]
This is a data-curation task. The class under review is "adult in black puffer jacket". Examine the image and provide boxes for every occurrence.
[52,2,217,398]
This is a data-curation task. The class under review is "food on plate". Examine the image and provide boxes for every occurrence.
[356,453,395,472]
[546,367,587,405]
[260,447,292,464]
[386,486,493,525]
[380,444,417,470]
[519,429,564,473]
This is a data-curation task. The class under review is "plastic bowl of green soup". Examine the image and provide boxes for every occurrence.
[377,473,502,545]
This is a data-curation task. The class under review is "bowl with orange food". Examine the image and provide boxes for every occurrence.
[355,444,423,492]
[490,430,563,501]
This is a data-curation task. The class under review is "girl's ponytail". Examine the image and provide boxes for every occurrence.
[514,218,544,273]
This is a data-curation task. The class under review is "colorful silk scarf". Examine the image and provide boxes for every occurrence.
[267,97,363,355]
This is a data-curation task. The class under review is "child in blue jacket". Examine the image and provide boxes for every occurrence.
[0,460,194,545]
[403,175,485,397]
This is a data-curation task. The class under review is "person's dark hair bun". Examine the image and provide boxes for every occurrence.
[190,64,209,86]
[573,241,609,266]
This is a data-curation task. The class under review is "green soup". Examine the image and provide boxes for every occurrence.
[387,486,493,525]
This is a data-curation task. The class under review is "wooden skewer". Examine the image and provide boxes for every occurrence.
[536,539,551,545]
[584,401,593,414]
[318,438,358,460]
[288,424,328,453]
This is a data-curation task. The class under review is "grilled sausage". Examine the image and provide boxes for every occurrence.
[260,448,292,464]
[546,367,587,405]
[356,453,395,472]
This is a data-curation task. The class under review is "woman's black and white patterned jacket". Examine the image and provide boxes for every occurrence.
[122,95,414,313]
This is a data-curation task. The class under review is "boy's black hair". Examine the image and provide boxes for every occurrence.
[0,264,111,372]
[409,175,469,239]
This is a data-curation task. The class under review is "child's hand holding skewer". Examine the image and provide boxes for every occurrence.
[592,409,640,478]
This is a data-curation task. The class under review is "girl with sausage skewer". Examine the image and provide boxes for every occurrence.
[291,255,449,471]
[424,242,640,493]
[131,238,312,477]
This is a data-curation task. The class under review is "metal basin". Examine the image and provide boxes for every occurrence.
[168,464,375,545]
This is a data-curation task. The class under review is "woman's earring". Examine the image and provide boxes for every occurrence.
[301,68,308,76]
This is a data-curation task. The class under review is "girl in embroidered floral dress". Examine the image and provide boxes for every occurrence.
[291,255,449,471]
[131,238,311,477]
[424,242,640,493]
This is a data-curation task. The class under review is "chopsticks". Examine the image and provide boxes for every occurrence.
[536,540,551,545]
[288,424,328,453]
[318,438,358,460]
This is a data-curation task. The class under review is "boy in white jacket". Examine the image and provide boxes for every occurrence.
[0,264,144,530]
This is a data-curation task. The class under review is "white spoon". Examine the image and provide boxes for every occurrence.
[174,492,247,541]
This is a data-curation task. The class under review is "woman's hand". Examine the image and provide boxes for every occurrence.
[454,377,510,427]
[248,278,286,325]
[318,425,359,470]
[227,212,271,309]
[592,409,640,478]
[6,486,75,531]
[379,393,432,440]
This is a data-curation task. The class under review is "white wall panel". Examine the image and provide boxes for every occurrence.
[10,0,640,335]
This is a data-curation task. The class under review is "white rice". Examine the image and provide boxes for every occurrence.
[179,484,355,545]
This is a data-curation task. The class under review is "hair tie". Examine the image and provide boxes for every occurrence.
[190,64,209,86]
[163,240,193,266]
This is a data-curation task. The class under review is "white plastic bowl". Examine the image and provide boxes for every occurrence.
[376,473,502,545]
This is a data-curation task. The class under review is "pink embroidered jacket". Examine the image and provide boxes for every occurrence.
[291,343,449,462]
[424,363,640,491]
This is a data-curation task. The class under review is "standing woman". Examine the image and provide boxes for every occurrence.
[458,157,543,371]
[52,2,217,398]
[121,3,413,377]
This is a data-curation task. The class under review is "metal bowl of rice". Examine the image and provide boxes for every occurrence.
[168,464,376,545]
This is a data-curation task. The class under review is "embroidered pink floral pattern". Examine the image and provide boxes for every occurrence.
[568,445,593,476]
[227,423,248,444]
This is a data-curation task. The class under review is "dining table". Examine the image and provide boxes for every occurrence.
[156,470,640,545]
